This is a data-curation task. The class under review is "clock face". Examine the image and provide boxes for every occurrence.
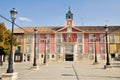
[68,21,71,24]
[68,21,71,25]
[67,20,72,26]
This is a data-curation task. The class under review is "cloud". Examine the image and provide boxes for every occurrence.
[19,17,31,22]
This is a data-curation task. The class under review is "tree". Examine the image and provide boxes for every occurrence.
[0,23,18,55]
[0,23,6,42]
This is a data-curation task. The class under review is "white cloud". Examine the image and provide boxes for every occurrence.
[19,17,31,22]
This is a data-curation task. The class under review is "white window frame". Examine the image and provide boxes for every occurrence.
[46,45,50,53]
[65,45,74,52]
[89,34,94,42]
[36,35,40,43]
[100,34,104,42]
[18,36,22,43]
[56,34,61,43]
[89,44,94,53]
[26,35,32,43]
[46,34,50,43]
[77,45,83,53]
[26,45,31,53]
[100,44,105,53]
[110,34,115,43]
[56,45,61,53]
[78,34,82,43]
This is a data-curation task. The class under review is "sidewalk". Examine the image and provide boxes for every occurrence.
[0,60,120,80]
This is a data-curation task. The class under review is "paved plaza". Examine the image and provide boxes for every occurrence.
[0,60,120,80]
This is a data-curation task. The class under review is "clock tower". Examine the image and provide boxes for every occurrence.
[65,7,74,27]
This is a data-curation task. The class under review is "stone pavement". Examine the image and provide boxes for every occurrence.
[0,60,120,80]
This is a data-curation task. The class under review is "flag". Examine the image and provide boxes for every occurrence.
[63,34,67,42]
[68,34,71,42]
[72,34,77,42]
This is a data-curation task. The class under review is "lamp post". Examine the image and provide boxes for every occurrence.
[33,27,37,66]
[7,8,17,73]
[93,35,99,65]
[104,25,111,68]
[43,37,46,64]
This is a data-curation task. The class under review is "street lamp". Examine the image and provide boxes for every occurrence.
[104,25,111,68]
[43,37,46,64]
[33,27,37,66]
[7,8,17,73]
[93,34,99,65]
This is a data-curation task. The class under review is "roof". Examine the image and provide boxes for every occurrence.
[14,26,120,34]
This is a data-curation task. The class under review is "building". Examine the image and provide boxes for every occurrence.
[14,8,120,62]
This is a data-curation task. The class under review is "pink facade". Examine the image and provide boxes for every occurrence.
[84,33,89,53]
[40,34,45,53]
[50,34,55,53]
[84,33,103,54]
[39,34,55,53]
[95,33,100,53]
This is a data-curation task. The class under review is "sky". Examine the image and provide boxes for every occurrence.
[0,0,120,29]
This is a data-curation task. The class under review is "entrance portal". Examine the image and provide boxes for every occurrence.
[65,54,73,61]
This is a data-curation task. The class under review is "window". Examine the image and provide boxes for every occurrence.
[56,34,61,42]
[26,35,32,43]
[110,34,115,43]
[18,36,22,43]
[78,34,82,43]
[46,35,50,43]
[36,35,40,43]
[100,34,104,42]
[56,45,61,53]
[89,34,94,42]
[63,33,67,42]
[46,45,50,53]
[65,45,74,52]
[36,45,39,53]
[89,44,94,53]
[100,44,105,53]
[52,55,54,58]
[77,45,83,53]
[26,45,31,53]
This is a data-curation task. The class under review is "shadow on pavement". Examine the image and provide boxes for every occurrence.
[62,74,120,79]
[112,66,120,68]
[111,62,120,65]
[62,74,74,76]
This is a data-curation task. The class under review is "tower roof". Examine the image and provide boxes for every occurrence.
[66,7,73,20]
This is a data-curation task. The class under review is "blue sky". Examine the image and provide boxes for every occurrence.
[0,0,120,29]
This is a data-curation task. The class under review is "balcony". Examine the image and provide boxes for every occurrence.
[62,39,76,44]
